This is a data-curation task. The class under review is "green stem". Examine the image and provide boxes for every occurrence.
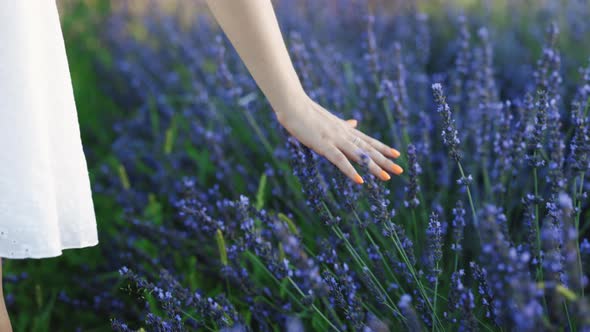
[531,152,549,314]
[431,263,440,332]
[319,205,401,316]
[386,228,444,330]
[382,98,402,149]
[533,158,541,256]
[457,162,478,229]
[245,251,338,330]
[363,226,406,294]
[411,209,419,250]
[300,242,376,328]
[575,172,585,297]
[481,156,493,200]
[532,152,544,284]
[564,301,574,332]
[331,225,401,316]
[287,278,342,332]
[242,107,274,157]
[453,249,459,274]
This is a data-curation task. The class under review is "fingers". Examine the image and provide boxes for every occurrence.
[359,137,404,176]
[344,119,401,160]
[348,132,403,175]
[320,145,364,184]
[352,128,401,159]
[338,136,392,181]
[319,116,403,184]
[349,134,404,176]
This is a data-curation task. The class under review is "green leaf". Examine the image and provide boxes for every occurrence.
[255,174,267,210]
[164,114,178,155]
[144,292,161,315]
[117,163,131,190]
[143,193,163,225]
[278,213,299,236]
[311,313,325,331]
[216,229,228,266]
[187,256,199,289]
[148,96,160,138]
[245,311,252,326]
[278,242,285,261]
[343,61,355,85]
[186,145,214,183]
[556,284,578,301]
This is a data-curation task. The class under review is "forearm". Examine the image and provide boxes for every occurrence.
[205,0,306,113]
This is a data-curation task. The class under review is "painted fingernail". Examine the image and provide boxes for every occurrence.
[391,148,401,158]
[380,170,391,181]
[354,174,364,184]
[346,119,358,127]
[391,164,404,175]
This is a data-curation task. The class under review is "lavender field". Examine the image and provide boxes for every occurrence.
[4,0,590,331]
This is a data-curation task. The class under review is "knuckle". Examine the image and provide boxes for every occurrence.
[319,130,331,141]
[373,151,387,164]
[317,145,330,158]
[333,152,347,165]
[322,146,336,158]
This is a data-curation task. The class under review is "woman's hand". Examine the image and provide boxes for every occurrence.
[204,0,402,184]
[275,93,403,184]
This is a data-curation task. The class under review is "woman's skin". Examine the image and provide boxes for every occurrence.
[0,258,12,331]
[205,0,404,184]
[0,2,405,330]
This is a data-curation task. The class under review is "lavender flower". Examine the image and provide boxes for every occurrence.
[525,89,549,168]
[541,216,563,285]
[491,101,515,191]
[432,83,463,162]
[361,153,393,227]
[286,135,336,226]
[426,212,443,284]
[451,200,466,253]
[478,205,543,330]
[403,144,421,209]
[414,13,430,68]
[575,59,590,108]
[289,31,315,95]
[447,269,477,330]
[533,23,562,99]
[392,42,410,128]
[568,101,590,175]
[521,193,540,258]
[469,262,495,321]
[555,193,582,292]
[399,294,423,332]
[364,14,382,78]
[450,15,472,109]
[93,4,590,331]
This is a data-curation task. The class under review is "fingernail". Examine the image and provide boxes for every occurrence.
[380,170,391,181]
[391,164,404,175]
[354,174,364,184]
[391,148,401,158]
[347,119,358,127]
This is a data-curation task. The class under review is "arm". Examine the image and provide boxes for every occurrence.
[205,0,304,113]
[205,0,403,184]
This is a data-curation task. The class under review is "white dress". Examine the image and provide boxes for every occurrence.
[0,1,99,259]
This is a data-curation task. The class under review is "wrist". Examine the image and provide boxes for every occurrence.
[269,86,309,118]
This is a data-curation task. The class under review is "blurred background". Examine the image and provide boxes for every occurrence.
[2,0,589,331]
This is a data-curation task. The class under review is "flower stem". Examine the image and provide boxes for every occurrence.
[431,262,440,332]
[457,162,478,229]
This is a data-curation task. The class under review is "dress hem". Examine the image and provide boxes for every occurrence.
[0,239,99,259]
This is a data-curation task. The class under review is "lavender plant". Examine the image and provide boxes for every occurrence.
[35,1,590,331]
